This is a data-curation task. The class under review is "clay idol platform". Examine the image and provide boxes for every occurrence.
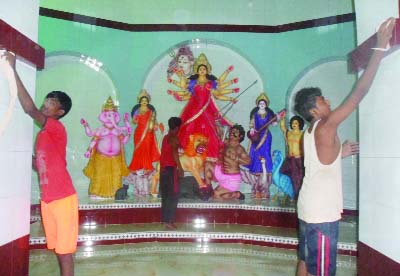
[30,194,358,257]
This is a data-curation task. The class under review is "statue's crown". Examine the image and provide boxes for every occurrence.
[137,89,151,103]
[193,53,211,73]
[256,92,270,106]
[102,96,117,111]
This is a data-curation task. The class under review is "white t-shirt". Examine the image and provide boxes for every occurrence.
[297,120,343,223]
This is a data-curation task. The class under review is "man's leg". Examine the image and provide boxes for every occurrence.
[167,168,179,224]
[162,167,179,228]
[57,253,74,276]
[297,219,309,276]
[204,161,215,186]
[160,169,171,223]
[296,260,308,276]
[168,167,179,225]
[168,191,179,227]
[305,221,339,276]
[219,191,237,199]
[53,194,78,276]
[219,191,243,199]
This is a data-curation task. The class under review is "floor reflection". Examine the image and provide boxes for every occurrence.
[30,242,356,276]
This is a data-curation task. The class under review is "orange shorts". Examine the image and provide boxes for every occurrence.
[41,194,79,254]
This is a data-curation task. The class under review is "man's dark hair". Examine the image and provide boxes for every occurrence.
[294,87,322,122]
[46,91,72,118]
[290,115,305,130]
[232,124,245,142]
[168,117,182,130]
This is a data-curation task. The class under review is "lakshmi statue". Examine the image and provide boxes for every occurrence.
[167,53,240,161]
[128,89,160,172]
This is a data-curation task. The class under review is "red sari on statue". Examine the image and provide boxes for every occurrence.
[129,109,160,171]
[179,80,232,161]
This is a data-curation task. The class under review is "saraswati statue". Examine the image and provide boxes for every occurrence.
[245,92,285,198]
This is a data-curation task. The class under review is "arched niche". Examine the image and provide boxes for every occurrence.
[142,39,265,144]
[286,57,358,209]
[33,52,118,202]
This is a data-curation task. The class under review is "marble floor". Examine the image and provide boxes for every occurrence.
[29,242,356,276]
[30,220,357,249]
[29,194,358,275]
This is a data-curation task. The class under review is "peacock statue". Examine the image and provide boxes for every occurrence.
[271,150,295,201]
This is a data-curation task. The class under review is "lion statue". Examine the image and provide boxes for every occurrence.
[179,133,208,187]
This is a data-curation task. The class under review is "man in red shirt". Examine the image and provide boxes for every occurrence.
[1,50,78,276]
[159,117,183,230]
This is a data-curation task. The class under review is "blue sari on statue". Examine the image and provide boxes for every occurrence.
[246,108,275,174]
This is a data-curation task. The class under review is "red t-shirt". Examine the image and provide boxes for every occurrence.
[35,118,76,203]
[159,134,177,168]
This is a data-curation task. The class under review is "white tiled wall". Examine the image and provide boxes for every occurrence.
[359,55,400,262]
[355,0,400,263]
[0,1,39,40]
[0,0,39,246]
[0,197,31,245]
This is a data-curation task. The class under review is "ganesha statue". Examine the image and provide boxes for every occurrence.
[81,96,132,199]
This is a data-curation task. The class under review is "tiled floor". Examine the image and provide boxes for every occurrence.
[30,220,357,249]
[29,194,358,275]
[29,242,357,276]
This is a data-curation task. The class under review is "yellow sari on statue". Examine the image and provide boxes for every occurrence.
[84,144,130,198]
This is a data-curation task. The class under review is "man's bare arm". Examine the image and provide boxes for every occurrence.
[237,146,251,166]
[341,140,359,158]
[170,136,184,176]
[2,51,46,126]
[328,18,396,127]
